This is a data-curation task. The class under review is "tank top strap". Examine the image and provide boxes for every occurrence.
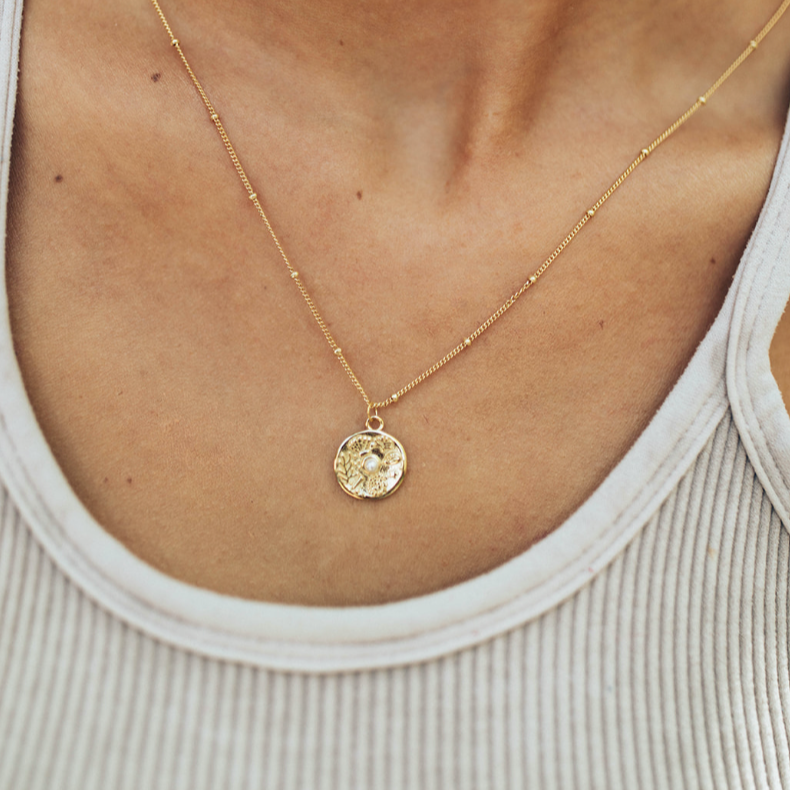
[727,100,790,530]
[0,0,24,234]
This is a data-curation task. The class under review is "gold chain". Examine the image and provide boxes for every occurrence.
[149,0,790,415]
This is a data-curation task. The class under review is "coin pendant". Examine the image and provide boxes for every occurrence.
[334,429,407,500]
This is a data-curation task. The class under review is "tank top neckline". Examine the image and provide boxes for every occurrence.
[1,0,789,670]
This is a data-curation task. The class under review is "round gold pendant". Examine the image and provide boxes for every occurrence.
[334,420,407,500]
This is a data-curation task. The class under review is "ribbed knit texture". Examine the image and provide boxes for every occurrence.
[2,413,790,789]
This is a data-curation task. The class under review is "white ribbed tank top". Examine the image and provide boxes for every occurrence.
[3,0,790,786]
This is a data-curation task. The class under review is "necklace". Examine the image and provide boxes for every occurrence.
[149,0,789,500]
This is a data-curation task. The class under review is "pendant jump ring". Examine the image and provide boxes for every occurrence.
[366,415,384,431]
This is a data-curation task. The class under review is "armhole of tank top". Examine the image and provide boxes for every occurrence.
[727,98,790,532]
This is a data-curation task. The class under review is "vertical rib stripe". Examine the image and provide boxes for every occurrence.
[489,635,508,790]
[473,642,491,790]
[504,627,525,790]
[600,534,626,788]
[99,626,143,790]
[553,593,575,790]
[456,648,475,790]
[537,613,558,789]
[583,558,608,790]
[615,520,641,788]
[773,519,790,787]
[754,495,782,789]
[740,474,767,790]
[521,616,542,788]
[421,660,439,790]
[630,492,659,788]
[408,664,426,790]
[355,672,371,790]
[645,486,678,790]
[703,419,743,789]
[569,591,589,790]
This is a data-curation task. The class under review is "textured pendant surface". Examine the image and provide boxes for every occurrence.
[334,429,407,499]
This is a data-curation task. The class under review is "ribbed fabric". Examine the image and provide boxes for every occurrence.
[1,415,790,790]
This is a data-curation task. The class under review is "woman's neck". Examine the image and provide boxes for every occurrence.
[163,0,781,181]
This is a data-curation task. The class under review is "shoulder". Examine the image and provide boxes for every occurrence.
[770,303,790,414]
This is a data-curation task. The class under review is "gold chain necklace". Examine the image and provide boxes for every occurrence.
[149,0,789,500]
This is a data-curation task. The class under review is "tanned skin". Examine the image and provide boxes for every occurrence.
[7,0,790,604]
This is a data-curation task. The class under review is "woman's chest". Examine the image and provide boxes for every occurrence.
[5,3,784,604]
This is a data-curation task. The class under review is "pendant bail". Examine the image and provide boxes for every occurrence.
[365,409,384,432]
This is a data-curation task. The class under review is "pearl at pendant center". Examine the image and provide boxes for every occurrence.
[363,455,381,473]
